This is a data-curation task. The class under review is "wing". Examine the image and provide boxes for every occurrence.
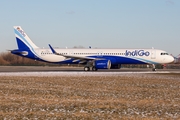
[48,44,100,63]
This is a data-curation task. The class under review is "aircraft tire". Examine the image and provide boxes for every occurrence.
[92,66,97,71]
[84,66,90,71]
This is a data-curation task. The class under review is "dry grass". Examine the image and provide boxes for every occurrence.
[0,74,180,119]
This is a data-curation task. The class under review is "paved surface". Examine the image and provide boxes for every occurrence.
[0,66,179,73]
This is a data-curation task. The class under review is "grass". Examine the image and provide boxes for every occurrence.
[0,74,180,119]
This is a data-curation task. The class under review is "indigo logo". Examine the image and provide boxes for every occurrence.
[17,27,26,37]
[125,50,150,56]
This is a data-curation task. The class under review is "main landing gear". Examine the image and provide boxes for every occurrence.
[92,66,97,71]
[84,66,90,71]
[84,61,97,71]
[84,66,97,71]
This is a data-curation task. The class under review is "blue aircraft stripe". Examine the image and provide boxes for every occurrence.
[14,29,41,59]
[14,29,33,50]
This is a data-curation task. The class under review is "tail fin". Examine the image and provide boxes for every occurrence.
[14,26,39,50]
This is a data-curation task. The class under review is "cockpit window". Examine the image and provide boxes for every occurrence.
[161,53,169,55]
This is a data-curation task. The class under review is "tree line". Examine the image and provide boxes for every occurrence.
[0,52,45,66]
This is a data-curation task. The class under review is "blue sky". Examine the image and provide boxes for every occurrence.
[0,0,180,55]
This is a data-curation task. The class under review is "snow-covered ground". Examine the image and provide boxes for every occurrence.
[0,71,179,119]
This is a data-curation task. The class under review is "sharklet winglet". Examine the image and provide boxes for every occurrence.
[48,44,57,54]
[48,44,63,56]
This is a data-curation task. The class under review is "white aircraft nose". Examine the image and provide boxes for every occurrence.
[168,56,175,63]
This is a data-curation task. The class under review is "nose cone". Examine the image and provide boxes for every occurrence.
[168,56,175,63]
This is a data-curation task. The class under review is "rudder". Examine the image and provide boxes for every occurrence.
[14,26,39,50]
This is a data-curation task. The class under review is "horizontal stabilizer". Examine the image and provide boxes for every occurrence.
[10,49,28,56]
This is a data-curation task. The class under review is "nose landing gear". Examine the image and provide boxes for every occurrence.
[152,64,156,71]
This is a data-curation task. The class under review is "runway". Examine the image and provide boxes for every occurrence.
[0,66,179,76]
[0,66,179,72]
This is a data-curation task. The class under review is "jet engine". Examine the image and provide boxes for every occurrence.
[94,60,111,69]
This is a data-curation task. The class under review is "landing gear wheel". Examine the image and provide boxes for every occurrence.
[92,66,97,71]
[152,64,156,71]
[84,66,90,71]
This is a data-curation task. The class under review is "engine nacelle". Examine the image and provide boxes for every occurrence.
[94,60,111,69]
[110,64,121,69]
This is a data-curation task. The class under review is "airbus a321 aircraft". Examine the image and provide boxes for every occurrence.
[11,26,174,71]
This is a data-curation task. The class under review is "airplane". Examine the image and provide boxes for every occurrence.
[10,26,174,71]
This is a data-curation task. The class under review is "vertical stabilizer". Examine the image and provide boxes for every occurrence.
[14,26,39,50]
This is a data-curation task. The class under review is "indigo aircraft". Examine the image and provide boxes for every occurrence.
[11,26,174,71]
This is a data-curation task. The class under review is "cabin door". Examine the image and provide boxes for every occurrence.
[151,49,156,59]
[69,51,74,55]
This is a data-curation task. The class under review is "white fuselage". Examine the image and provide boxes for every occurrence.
[32,48,174,64]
